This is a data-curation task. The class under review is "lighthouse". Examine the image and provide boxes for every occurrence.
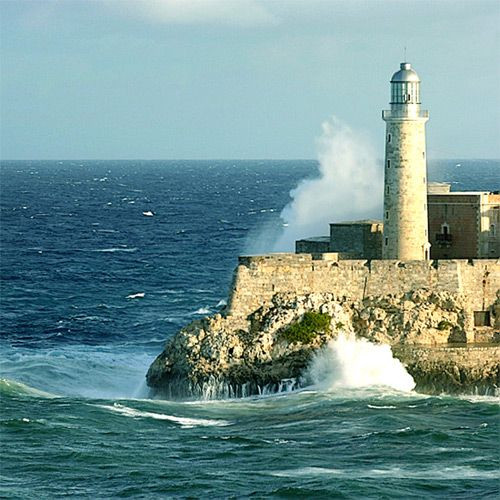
[382,62,430,260]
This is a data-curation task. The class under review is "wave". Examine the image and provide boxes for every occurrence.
[306,333,416,393]
[0,346,154,399]
[268,465,498,480]
[190,307,211,315]
[94,247,137,253]
[0,378,57,399]
[97,403,231,428]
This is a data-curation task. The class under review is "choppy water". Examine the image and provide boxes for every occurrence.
[1,159,499,498]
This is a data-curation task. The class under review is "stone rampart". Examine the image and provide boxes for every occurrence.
[227,254,500,333]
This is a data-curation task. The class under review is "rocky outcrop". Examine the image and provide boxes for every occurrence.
[147,289,499,399]
[393,345,500,395]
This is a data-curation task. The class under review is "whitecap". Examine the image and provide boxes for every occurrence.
[97,404,231,428]
[270,467,342,477]
[367,404,397,409]
[95,247,137,253]
[191,307,211,315]
[216,299,227,307]
[126,292,145,299]
[142,211,154,217]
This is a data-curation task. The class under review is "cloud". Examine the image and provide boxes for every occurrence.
[111,0,278,27]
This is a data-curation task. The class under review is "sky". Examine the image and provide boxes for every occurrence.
[1,0,499,160]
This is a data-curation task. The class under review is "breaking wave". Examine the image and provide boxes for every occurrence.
[306,333,416,393]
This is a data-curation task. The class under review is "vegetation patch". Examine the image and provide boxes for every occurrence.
[280,312,331,344]
[437,320,453,331]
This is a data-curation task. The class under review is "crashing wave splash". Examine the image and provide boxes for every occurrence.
[152,334,418,400]
[306,333,416,392]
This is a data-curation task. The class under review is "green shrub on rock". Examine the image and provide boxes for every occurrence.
[437,320,453,331]
[280,311,331,344]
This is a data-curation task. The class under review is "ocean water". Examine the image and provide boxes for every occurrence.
[1,159,499,498]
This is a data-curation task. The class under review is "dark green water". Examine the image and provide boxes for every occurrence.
[2,380,499,498]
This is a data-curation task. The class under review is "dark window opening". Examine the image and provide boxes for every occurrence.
[385,237,388,246]
[387,134,391,143]
[474,311,491,327]
[387,159,391,168]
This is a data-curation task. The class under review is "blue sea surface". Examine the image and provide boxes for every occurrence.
[1,159,499,498]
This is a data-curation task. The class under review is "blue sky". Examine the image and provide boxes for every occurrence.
[1,0,499,160]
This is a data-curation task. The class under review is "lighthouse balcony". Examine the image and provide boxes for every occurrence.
[382,109,429,120]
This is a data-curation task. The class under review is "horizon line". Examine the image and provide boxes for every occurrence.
[1,157,499,163]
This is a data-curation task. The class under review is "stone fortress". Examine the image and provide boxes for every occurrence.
[230,62,500,337]
[297,62,500,261]
[147,63,499,398]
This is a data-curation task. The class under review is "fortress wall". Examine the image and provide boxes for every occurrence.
[227,253,499,320]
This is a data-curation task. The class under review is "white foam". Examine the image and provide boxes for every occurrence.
[142,210,154,216]
[270,467,342,477]
[95,247,137,253]
[98,404,231,428]
[268,465,497,480]
[126,292,145,299]
[306,333,416,393]
[191,307,211,315]
[273,117,383,251]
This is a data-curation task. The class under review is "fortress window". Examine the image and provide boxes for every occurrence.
[474,311,491,327]
[385,237,388,246]
[491,224,496,236]
[386,186,390,194]
[422,151,425,158]
[385,211,389,220]
[387,134,391,143]
[387,159,391,168]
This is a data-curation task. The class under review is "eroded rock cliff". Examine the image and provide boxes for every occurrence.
[146,289,499,399]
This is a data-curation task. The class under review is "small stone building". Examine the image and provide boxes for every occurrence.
[296,220,383,259]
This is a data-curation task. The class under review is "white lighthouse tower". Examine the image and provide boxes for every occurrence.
[382,62,430,260]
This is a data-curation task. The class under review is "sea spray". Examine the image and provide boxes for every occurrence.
[306,333,416,392]
[272,117,383,251]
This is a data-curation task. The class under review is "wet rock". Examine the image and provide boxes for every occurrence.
[146,290,499,399]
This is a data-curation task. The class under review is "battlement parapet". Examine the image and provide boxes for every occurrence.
[228,254,500,337]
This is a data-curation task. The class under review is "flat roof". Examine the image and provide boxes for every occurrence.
[428,191,492,196]
[330,219,382,226]
[296,236,330,242]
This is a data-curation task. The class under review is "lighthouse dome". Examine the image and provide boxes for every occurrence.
[391,62,420,82]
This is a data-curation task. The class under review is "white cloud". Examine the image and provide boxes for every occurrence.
[111,0,278,27]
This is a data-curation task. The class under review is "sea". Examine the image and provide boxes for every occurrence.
[1,159,499,499]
